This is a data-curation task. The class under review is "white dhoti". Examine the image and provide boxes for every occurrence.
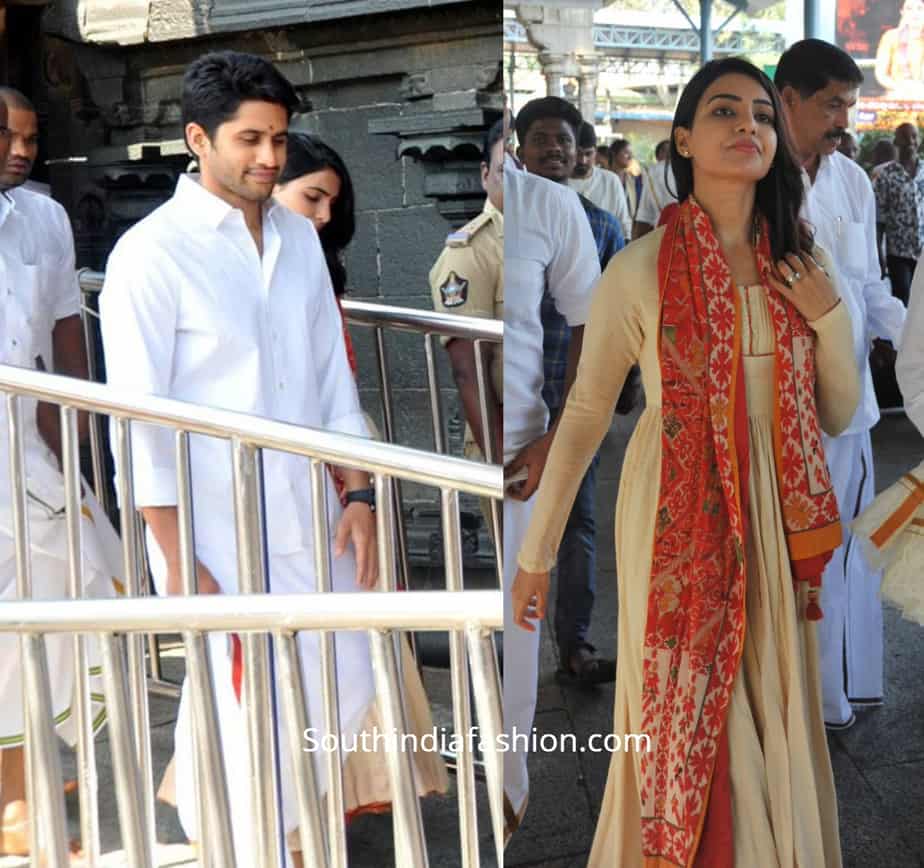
[819,431,883,725]
[503,495,538,828]
[148,532,378,864]
[0,435,121,746]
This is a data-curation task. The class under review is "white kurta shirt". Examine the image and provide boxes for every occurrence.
[100,175,368,566]
[0,191,72,455]
[7,187,81,369]
[504,163,599,462]
[898,259,924,437]
[635,161,678,228]
[568,167,632,240]
[803,151,906,435]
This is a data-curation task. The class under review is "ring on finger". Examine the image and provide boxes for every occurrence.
[791,270,802,282]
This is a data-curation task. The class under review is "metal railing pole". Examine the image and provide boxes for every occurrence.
[373,326,411,592]
[113,417,156,858]
[20,632,70,864]
[231,438,283,868]
[61,405,101,865]
[473,339,502,588]
[6,394,39,859]
[466,626,504,866]
[373,473,428,867]
[78,288,111,516]
[176,430,237,868]
[8,395,69,862]
[275,630,330,868]
[184,631,238,867]
[441,488,479,868]
[98,632,154,868]
[309,459,347,868]
[424,334,446,455]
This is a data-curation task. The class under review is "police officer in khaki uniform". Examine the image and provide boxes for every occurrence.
[429,118,504,467]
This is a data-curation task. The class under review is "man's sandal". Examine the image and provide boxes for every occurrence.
[556,641,616,687]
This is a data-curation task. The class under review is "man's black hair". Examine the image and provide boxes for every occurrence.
[774,39,863,98]
[514,96,582,144]
[181,51,299,143]
[577,121,597,148]
[611,138,631,158]
[482,117,505,166]
[0,87,36,115]
[654,139,670,160]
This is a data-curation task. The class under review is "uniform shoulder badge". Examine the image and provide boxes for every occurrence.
[446,211,491,247]
[439,271,469,308]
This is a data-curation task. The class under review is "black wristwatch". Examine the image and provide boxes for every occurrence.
[344,487,376,512]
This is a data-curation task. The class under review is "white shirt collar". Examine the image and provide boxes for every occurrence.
[0,191,15,230]
[174,174,280,229]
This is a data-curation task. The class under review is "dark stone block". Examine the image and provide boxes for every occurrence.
[377,206,450,299]
[403,156,432,207]
[343,211,380,298]
[297,105,407,212]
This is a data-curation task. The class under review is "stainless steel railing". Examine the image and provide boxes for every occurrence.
[78,270,503,588]
[0,364,503,868]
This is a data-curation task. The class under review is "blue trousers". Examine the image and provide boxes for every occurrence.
[553,451,599,654]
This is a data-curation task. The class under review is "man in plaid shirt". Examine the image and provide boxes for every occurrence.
[515,96,626,685]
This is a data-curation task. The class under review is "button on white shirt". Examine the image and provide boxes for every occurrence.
[803,152,906,434]
[504,165,600,462]
[100,175,368,558]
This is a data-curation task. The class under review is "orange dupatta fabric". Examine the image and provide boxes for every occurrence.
[643,198,842,867]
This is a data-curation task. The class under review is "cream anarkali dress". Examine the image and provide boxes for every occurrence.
[518,229,860,867]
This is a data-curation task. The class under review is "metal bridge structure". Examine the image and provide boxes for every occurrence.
[504,18,786,66]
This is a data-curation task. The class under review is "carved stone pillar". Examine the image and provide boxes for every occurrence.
[539,51,577,99]
[546,70,563,97]
[578,64,598,125]
[516,3,600,117]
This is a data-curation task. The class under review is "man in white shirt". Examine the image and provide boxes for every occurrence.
[0,92,121,858]
[100,52,379,866]
[776,40,907,729]
[634,142,678,238]
[503,157,600,840]
[0,88,90,434]
[898,263,924,436]
[569,120,632,240]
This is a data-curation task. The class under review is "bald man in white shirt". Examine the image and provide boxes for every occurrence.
[0,87,90,437]
[0,91,121,859]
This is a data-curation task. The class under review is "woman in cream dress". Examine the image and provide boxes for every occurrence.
[512,59,860,867]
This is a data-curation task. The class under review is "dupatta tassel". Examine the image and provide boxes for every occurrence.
[806,589,824,621]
